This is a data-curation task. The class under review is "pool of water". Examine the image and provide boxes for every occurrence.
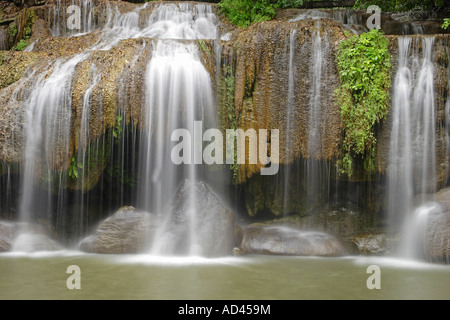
[0,252,449,300]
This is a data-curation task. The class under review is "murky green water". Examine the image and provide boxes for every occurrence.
[0,252,449,300]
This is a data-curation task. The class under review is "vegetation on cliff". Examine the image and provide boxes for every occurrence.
[335,29,391,177]
[218,0,303,28]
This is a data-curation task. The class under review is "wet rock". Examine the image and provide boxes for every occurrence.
[233,224,243,248]
[155,180,235,257]
[12,233,62,252]
[240,225,347,256]
[0,220,61,252]
[0,221,16,252]
[29,18,50,44]
[435,187,450,212]
[347,233,389,255]
[79,206,158,254]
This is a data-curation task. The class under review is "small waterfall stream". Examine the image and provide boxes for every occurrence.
[388,36,440,259]
[135,4,219,256]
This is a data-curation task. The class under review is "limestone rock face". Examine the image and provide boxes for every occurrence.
[232,19,346,183]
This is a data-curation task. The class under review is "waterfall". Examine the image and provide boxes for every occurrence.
[20,53,90,225]
[305,26,331,212]
[388,36,438,259]
[282,29,297,215]
[132,3,219,256]
[290,9,366,34]
[7,1,223,253]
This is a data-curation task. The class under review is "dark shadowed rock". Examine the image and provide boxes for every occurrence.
[347,233,391,255]
[153,180,235,257]
[240,225,347,256]
[79,206,158,254]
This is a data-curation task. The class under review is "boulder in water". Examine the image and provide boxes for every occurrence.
[347,233,390,255]
[12,233,62,252]
[0,220,61,252]
[79,206,158,254]
[240,225,347,257]
[152,180,235,257]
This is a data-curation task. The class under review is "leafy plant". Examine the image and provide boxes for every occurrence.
[335,29,391,177]
[16,39,29,51]
[442,18,450,30]
[219,0,303,29]
[113,114,123,143]
[69,157,83,179]
[198,39,210,54]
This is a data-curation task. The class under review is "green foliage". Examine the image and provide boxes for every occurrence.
[219,0,303,28]
[198,39,210,54]
[354,0,444,12]
[15,39,29,51]
[442,18,450,30]
[113,114,123,143]
[69,157,83,180]
[11,8,35,51]
[335,29,391,177]
[8,22,17,38]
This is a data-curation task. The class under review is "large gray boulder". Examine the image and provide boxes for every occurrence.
[240,225,347,257]
[152,180,235,257]
[79,206,158,254]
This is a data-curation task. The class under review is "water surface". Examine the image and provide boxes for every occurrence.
[1,253,449,300]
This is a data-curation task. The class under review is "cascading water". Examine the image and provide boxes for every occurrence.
[10,2,225,255]
[279,22,333,216]
[305,27,330,209]
[388,36,439,259]
[20,53,89,226]
[290,9,366,34]
[134,4,220,256]
[282,29,297,215]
